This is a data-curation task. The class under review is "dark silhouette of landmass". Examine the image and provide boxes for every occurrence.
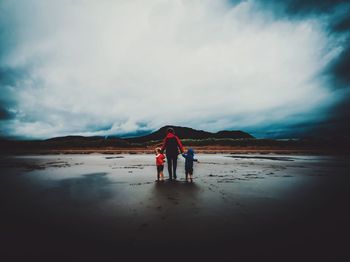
[0,125,349,154]
[124,125,254,143]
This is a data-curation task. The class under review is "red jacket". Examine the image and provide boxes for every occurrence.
[161,133,184,156]
[156,153,165,166]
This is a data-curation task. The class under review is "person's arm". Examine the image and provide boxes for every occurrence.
[175,136,184,153]
[181,153,187,158]
[193,158,199,163]
[161,137,168,153]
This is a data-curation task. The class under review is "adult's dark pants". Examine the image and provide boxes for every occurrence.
[166,155,178,180]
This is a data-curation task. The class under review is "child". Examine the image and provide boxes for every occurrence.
[155,147,165,182]
[181,148,198,183]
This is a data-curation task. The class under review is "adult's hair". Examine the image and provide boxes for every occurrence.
[167,127,175,134]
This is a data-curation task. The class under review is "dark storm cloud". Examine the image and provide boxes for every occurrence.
[325,98,350,133]
[253,0,350,136]
[290,0,350,88]
[0,67,26,121]
[0,67,28,87]
[256,0,350,84]
[0,76,15,120]
[282,0,346,14]
[0,106,11,120]
[333,15,350,32]
[331,46,350,87]
[254,0,349,15]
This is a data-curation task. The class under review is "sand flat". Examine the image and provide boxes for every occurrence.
[1,154,349,261]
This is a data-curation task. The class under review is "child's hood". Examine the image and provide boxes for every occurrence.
[187,148,194,155]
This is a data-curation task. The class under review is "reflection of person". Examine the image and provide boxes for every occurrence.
[182,148,198,183]
[161,127,184,180]
[155,147,165,182]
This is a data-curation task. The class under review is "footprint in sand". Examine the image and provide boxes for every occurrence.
[208,187,215,191]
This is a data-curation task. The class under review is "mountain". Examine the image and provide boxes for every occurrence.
[45,135,130,147]
[124,125,254,143]
[1,126,349,153]
[0,135,130,151]
[0,126,255,153]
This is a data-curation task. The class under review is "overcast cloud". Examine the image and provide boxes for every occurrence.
[0,0,349,138]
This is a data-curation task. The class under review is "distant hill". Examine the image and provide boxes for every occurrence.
[45,135,130,147]
[124,125,254,143]
[1,125,349,154]
[0,126,254,152]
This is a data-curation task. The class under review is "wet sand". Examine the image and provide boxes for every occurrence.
[1,154,349,261]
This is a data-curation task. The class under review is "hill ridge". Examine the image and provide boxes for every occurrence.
[124,125,254,143]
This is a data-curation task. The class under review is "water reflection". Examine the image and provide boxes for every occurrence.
[152,181,200,207]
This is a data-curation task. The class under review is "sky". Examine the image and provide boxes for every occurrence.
[0,0,349,139]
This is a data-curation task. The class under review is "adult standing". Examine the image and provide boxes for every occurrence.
[161,127,184,180]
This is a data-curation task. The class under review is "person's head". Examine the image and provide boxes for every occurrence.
[167,127,175,134]
[155,147,161,154]
[187,148,194,155]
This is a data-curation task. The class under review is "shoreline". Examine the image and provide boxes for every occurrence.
[1,147,349,155]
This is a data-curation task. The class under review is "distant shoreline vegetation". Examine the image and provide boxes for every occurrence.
[0,126,349,154]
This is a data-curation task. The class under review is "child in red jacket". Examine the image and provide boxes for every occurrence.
[155,147,165,182]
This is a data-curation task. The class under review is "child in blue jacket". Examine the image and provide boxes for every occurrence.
[182,148,199,183]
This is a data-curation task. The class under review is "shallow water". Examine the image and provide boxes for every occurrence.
[1,154,349,261]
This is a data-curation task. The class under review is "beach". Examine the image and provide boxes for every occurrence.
[1,154,349,261]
